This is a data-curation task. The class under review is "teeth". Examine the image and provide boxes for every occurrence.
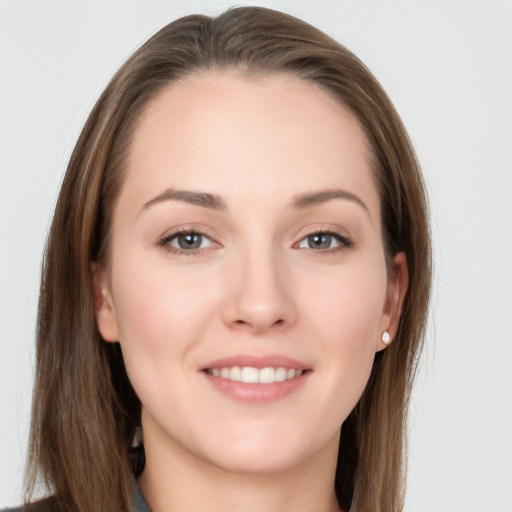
[207,366,304,384]
[229,366,241,381]
[241,367,259,383]
[258,367,275,384]
[275,367,287,382]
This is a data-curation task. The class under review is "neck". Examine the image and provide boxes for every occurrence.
[138,427,341,512]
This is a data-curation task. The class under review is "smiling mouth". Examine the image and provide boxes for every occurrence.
[204,366,304,384]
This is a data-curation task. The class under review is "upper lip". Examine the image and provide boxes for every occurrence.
[200,353,310,371]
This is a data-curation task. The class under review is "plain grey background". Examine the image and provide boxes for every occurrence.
[1,1,511,510]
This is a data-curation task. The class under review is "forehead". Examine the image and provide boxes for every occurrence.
[119,70,378,215]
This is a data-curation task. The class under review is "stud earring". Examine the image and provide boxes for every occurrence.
[381,330,391,345]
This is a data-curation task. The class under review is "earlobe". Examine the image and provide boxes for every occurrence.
[90,262,119,343]
[376,252,409,351]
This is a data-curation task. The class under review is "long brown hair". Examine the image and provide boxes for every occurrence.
[26,7,431,512]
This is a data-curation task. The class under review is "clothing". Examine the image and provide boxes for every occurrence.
[132,482,152,512]
[0,497,56,512]
[1,481,152,512]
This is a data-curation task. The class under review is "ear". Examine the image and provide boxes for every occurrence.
[90,262,119,343]
[376,252,409,351]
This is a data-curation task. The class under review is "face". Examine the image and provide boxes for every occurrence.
[95,71,405,475]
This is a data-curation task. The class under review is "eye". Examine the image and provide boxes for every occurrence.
[171,232,209,250]
[159,230,217,254]
[296,231,351,252]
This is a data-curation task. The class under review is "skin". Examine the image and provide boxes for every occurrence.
[94,71,408,512]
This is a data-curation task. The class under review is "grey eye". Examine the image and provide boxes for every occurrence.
[167,232,214,250]
[176,233,203,249]
[298,233,342,250]
[306,233,333,249]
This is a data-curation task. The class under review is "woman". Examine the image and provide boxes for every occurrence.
[13,6,431,512]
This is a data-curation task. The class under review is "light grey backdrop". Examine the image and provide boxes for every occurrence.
[1,1,511,510]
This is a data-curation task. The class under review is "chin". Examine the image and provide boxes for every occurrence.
[195,426,337,476]
[206,447,307,476]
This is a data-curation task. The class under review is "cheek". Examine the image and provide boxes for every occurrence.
[301,262,387,409]
[109,257,226,429]
[304,260,387,341]
[109,252,219,373]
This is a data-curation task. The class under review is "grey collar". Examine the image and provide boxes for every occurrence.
[133,481,152,512]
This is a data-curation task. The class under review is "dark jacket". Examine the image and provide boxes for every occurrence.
[1,482,151,512]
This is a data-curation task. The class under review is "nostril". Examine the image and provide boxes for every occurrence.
[230,317,286,331]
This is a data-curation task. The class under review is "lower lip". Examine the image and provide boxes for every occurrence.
[202,371,310,403]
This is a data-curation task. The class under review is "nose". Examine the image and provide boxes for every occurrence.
[222,247,297,334]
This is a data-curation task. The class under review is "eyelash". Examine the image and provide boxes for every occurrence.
[158,228,353,256]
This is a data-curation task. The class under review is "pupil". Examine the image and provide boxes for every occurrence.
[178,233,201,249]
[309,234,330,249]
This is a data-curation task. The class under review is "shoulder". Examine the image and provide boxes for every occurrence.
[1,497,58,512]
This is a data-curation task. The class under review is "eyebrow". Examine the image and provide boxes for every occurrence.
[142,188,227,212]
[141,187,369,217]
[291,189,370,216]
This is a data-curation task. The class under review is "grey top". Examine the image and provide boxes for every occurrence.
[133,481,152,512]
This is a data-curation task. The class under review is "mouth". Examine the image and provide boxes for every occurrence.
[204,366,304,384]
[200,354,311,402]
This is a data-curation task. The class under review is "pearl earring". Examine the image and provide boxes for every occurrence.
[381,330,391,344]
